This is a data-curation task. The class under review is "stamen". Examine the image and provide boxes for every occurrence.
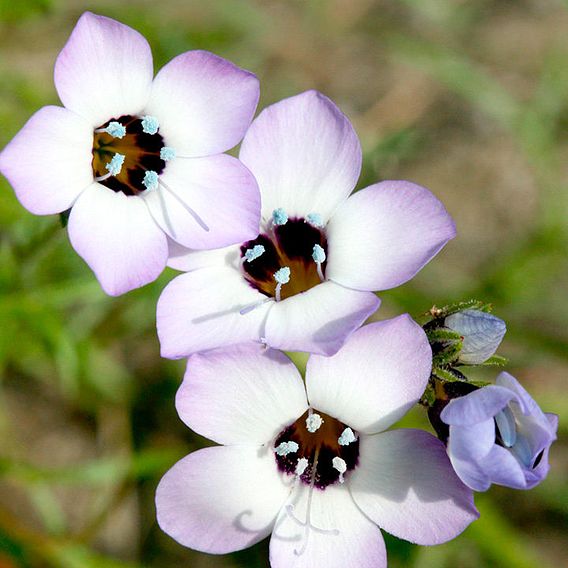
[160,146,176,161]
[244,244,265,262]
[306,212,324,228]
[95,153,125,182]
[306,413,323,433]
[95,121,126,139]
[143,170,159,191]
[274,266,291,302]
[332,457,347,483]
[275,441,299,456]
[272,208,288,226]
[239,297,272,315]
[157,177,210,232]
[338,427,357,446]
[312,244,326,282]
[286,449,339,557]
[295,458,309,477]
[495,407,517,448]
[141,115,160,134]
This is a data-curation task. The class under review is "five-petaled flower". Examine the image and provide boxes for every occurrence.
[158,90,457,357]
[0,12,261,295]
[441,372,558,492]
[156,315,478,567]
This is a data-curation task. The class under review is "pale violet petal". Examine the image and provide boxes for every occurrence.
[54,12,153,126]
[270,483,386,568]
[264,281,380,356]
[306,315,431,434]
[239,90,362,223]
[350,430,478,545]
[145,50,259,157]
[176,344,308,445]
[325,180,456,291]
[0,106,92,214]
[68,183,168,295]
[157,446,289,554]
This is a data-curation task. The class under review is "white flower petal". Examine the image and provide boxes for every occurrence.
[264,281,380,356]
[157,267,270,358]
[54,12,153,126]
[145,50,259,157]
[350,430,478,545]
[326,180,456,291]
[144,154,260,249]
[68,184,167,295]
[270,483,386,568]
[0,106,92,215]
[176,344,308,445]
[306,315,431,434]
[157,446,289,554]
[167,240,240,272]
[239,90,362,222]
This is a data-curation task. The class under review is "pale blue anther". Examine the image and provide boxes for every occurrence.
[160,146,176,161]
[105,153,125,176]
[143,170,159,191]
[312,244,326,264]
[141,115,160,135]
[306,212,324,227]
[511,434,532,467]
[272,208,288,225]
[244,244,265,262]
[338,427,357,446]
[275,441,299,456]
[104,121,126,139]
[495,406,517,448]
[274,266,291,284]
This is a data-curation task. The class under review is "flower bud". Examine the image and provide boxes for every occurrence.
[444,309,506,364]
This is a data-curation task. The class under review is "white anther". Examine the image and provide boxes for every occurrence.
[338,427,357,446]
[306,413,323,433]
[275,441,299,456]
[332,456,347,483]
[306,213,324,227]
[295,457,309,477]
[244,244,265,262]
[141,115,159,134]
[160,146,176,161]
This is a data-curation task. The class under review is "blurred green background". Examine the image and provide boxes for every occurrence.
[0,0,567,566]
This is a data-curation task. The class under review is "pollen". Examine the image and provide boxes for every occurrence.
[141,115,160,135]
[312,244,326,263]
[338,427,357,446]
[244,244,265,262]
[332,457,347,483]
[274,266,291,284]
[104,121,126,139]
[306,413,324,433]
[275,441,299,456]
[272,208,288,226]
[143,170,159,191]
[105,153,125,176]
[306,212,324,227]
[160,146,176,161]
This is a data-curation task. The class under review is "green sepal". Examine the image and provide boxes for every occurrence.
[425,328,463,343]
[432,339,463,367]
[479,354,508,367]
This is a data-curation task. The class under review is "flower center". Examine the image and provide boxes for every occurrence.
[91,115,175,196]
[274,409,359,489]
[240,210,327,301]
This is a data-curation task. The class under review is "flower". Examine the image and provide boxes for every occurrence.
[441,372,558,491]
[0,12,260,295]
[444,309,506,364]
[156,315,478,566]
[158,90,456,357]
